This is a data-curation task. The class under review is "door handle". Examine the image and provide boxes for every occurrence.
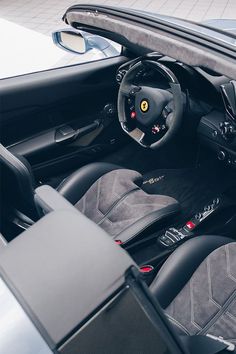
[55,120,101,144]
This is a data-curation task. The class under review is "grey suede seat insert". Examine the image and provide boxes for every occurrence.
[165,242,236,342]
[75,169,178,239]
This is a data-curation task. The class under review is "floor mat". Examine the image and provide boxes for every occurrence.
[142,166,236,219]
[101,140,197,174]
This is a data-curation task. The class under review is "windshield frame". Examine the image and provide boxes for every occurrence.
[65,5,236,54]
[64,4,236,80]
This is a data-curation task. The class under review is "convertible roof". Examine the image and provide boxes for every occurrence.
[64,5,236,80]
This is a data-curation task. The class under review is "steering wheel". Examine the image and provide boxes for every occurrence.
[117,60,183,149]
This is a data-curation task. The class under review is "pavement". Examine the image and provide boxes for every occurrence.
[0,0,236,36]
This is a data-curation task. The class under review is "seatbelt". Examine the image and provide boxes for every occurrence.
[181,334,235,354]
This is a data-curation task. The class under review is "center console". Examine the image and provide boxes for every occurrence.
[158,197,221,247]
[198,110,236,167]
[198,80,236,168]
[126,193,236,286]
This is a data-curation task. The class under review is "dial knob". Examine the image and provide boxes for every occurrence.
[116,73,123,83]
[219,121,236,141]
[218,150,226,161]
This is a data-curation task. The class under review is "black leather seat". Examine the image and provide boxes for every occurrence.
[151,235,236,342]
[0,143,180,243]
[57,162,180,243]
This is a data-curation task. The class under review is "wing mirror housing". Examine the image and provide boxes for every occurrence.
[52,29,120,57]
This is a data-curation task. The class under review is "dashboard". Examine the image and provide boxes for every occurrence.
[116,54,236,168]
[116,54,226,108]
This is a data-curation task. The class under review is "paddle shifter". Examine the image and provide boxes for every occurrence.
[158,197,221,247]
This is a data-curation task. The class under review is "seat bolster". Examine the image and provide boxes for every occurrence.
[150,235,234,309]
[57,162,122,204]
[118,203,179,244]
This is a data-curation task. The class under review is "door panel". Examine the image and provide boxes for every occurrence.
[0,56,128,178]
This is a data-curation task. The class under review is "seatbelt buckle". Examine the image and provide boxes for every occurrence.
[206,334,235,352]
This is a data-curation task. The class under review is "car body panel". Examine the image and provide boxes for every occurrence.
[126,10,236,45]
[0,278,52,354]
[202,19,236,36]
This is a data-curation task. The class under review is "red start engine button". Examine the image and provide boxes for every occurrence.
[186,221,196,230]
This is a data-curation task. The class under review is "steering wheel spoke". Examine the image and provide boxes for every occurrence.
[121,123,148,147]
[120,84,141,97]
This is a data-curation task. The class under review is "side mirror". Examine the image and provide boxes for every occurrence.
[52,29,120,57]
[52,30,87,54]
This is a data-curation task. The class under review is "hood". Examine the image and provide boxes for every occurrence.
[119,9,236,46]
[201,19,236,36]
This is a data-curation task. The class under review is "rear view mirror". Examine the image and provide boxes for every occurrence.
[52,30,87,54]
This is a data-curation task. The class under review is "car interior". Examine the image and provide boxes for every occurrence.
[0,21,236,352]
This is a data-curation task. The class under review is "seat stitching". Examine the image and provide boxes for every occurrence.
[106,191,174,211]
[190,277,202,331]
[199,247,236,334]
[115,209,178,241]
[226,244,236,283]
[200,289,236,334]
[101,215,137,226]
[96,173,120,217]
[98,188,139,225]
[225,310,236,322]
[205,308,236,337]
[96,178,105,219]
[102,194,176,226]
[165,314,190,335]
[207,255,221,309]
[105,200,168,224]
[112,170,120,197]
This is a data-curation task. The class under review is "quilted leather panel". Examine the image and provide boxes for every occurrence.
[75,169,178,238]
[165,243,236,341]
